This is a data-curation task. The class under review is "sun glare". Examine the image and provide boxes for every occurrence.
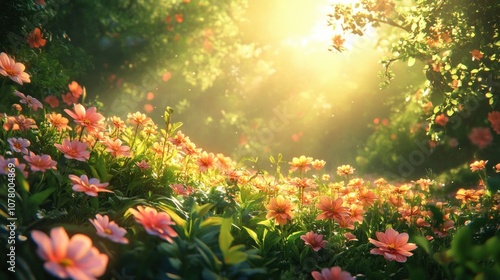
[284,0,365,50]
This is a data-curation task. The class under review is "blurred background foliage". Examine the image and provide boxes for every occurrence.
[1,0,499,187]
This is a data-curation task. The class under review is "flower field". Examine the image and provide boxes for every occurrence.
[1,0,500,279]
[1,66,499,278]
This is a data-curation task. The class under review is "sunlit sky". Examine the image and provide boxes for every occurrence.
[204,0,402,166]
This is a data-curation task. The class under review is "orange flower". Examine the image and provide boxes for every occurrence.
[470,160,487,172]
[289,156,313,173]
[357,188,377,207]
[46,112,72,131]
[27,27,47,48]
[312,266,354,280]
[434,113,448,126]
[65,104,105,134]
[336,165,355,176]
[31,227,108,279]
[175,14,184,23]
[265,195,294,225]
[471,49,483,61]
[369,228,418,263]
[316,197,350,222]
[68,81,83,98]
[128,206,178,242]
[331,35,345,50]
[108,116,126,132]
[289,177,316,189]
[455,188,481,203]
[311,159,326,170]
[127,111,152,127]
[196,151,216,172]
[0,52,31,85]
[495,163,500,173]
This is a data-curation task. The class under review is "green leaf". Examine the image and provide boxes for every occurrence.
[225,248,248,265]
[407,57,416,67]
[413,236,431,254]
[243,226,260,246]
[157,204,187,227]
[194,203,214,217]
[286,231,307,243]
[200,217,223,228]
[219,218,234,254]
[195,238,222,271]
[27,187,56,208]
[448,227,472,262]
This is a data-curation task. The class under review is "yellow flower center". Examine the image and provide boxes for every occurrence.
[104,228,113,235]
[58,258,74,267]
[6,69,16,76]
[388,243,396,250]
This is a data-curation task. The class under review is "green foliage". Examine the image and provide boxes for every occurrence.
[335,0,500,179]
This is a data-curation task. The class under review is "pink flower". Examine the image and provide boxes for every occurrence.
[3,115,37,131]
[135,160,150,170]
[0,52,31,85]
[468,127,493,149]
[23,153,57,172]
[65,104,105,134]
[89,214,129,244]
[61,92,79,106]
[369,228,418,263]
[14,90,44,111]
[31,227,108,280]
[488,111,500,134]
[101,137,131,157]
[0,156,28,177]
[128,206,178,242]
[68,174,112,196]
[170,183,190,196]
[54,139,90,161]
[8,137,31,154]
[300,231,326,251]
[344,232,358,241]
[44,95,60,108]
[311,266,354,280]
